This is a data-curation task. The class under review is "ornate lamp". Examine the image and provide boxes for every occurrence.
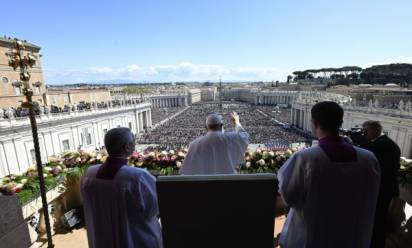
[7,39,54,248]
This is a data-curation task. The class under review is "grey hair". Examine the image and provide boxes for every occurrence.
[104,127,135,156]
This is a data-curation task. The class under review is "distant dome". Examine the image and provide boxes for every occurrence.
[384,83,398,87]
[358,84,372,87]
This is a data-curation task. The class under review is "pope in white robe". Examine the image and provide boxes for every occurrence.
[180,112,249,175]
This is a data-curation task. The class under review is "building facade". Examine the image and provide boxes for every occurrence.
[201,87,217,101]
[188,88,201,104]
[0,37,46,108]
[0,102,152,177]
[291,95,412,157]
[46,88,112,107]
[146,94,188,108]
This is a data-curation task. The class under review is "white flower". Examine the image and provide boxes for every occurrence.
[161,151,168,156]
[148,152,156,157]
[169,150,175,155]
[76,157,81,162]
[20,179,28,184]
[56,165,62,170]
[176,161,182,168]
[44,166,52,172]
[15,183,24,189]
[96,154,102,160]
[43,173,48,178]
[257,159,266,166]
[13,172,24,177]
[245,162,251,168]
[268,151,275,157]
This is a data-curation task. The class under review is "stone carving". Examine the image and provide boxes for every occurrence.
[399,100,404,111]
[406,101,412,112]
[374,99,379,108]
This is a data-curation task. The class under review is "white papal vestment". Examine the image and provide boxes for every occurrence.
[180,123,249,175]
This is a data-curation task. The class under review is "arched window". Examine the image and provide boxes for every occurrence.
[33,81,42,95]
[12,81,22,95]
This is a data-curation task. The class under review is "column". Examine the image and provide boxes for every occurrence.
[139,112,144,132]
[136,111,141,133]
[295,109,299,127]
[290,108,294,124]
[148,109,152,127]
[300,110,304,129]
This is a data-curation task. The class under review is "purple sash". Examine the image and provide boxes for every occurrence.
[319,136,357,163]
[96,157,129,180]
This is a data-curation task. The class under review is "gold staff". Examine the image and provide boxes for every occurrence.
[7,38,54,248]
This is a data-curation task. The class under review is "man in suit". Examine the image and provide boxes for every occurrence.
[362,120,401,248]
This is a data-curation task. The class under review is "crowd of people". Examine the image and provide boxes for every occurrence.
[81,101,404,248]
[257,105,291,124]
[138,102,307,148]
[151,107,187,125]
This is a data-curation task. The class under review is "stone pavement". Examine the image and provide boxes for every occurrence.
[40,217,286,248]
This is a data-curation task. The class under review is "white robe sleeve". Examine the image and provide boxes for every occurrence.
[234,123,249,148]
[131,171,159,218]
[179,141,196,175]
[277,153,307,208]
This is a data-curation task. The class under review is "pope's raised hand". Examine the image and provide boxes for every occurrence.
[230,112,240,124]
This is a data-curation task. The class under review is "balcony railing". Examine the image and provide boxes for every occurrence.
[0,102,151,128]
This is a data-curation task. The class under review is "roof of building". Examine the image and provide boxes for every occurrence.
[0,36,41,50]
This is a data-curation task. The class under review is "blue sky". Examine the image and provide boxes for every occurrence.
[3,0,412,84]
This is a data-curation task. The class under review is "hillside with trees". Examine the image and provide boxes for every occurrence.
[289,63,412,86]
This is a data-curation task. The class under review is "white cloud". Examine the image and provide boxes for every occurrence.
[44,62,289,84]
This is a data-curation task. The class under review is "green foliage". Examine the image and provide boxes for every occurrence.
[360,63,412,84]
[122,86,150,95]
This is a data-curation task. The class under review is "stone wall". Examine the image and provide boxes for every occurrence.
[0,196,37,248]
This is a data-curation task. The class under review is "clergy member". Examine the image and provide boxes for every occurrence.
[277,101,380,248]
[180,112,249,174]
[362,121,401,248]
[81,128,162,248]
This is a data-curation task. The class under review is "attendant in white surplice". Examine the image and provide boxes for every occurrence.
[180,112,249,175]
[278,101,380,248]
[81,128,162,248]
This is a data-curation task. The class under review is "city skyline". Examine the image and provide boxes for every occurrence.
[3,0,412,84]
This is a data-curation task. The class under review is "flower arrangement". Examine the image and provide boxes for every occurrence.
[238,148,295,173]
[0,162,65,204]
[0,150,108,204]
[129,149,186,175]
[1,147,297,204]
